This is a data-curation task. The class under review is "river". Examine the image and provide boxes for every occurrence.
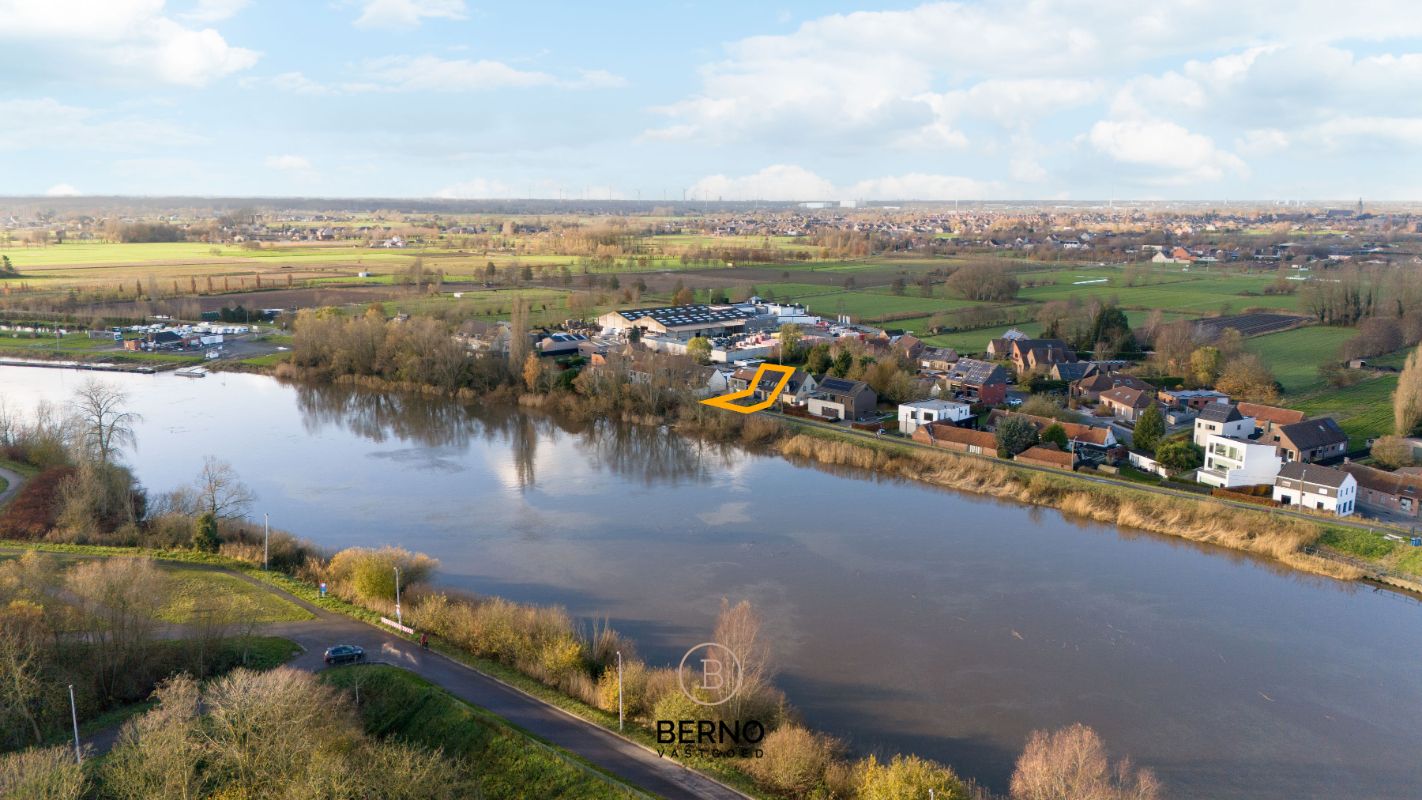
[3,366,1420,798]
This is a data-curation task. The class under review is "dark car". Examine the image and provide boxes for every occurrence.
[323,645,365,665]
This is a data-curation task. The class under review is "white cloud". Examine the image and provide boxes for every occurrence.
[1235,128,1290,156]
[0,97,203,151]
[44,183,81,197]
[687,165,996,201]
[434,178,516,199]
[267,72,332,95]
[265,154,313,172]
[347,55,556,92]
[566,69,628,90]
[178,0,249,23]
[1088,119,1247,184]
[0,0,259,86]
[353,0,467,30]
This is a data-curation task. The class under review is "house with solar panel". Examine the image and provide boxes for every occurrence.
[597,305,759,342]
[806,377,879,421]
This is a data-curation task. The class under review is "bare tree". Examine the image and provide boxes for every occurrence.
[71,379,140,465]
[194,456,255,520]
[713,598,773,723]
[1395,345,1422,435]
[1010,723,1162,800]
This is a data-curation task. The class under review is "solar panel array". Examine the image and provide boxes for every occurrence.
[619,305,755,327]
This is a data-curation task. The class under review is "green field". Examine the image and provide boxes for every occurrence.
[1017,264,1299,314]
[1245,326,1356,395]
[1287,375,1398,447]
[322,666,634,799]
[157,565,313,624]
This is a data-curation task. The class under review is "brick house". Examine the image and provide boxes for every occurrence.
[1274,417,1348,463]
[1339,462,1421,518]
[911,423,998,455]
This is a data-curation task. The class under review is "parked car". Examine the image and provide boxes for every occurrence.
[323,645,365,665]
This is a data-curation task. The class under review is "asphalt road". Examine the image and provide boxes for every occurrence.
[0,465,22,506]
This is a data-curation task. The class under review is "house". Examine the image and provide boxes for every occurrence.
[1050,362,1097,382]
[807,377,878,421]
[944,358,1009,405]
[1340,462,1422,519]
[1193,403,1255,447]
[986,410,1117,448]
[1272,463,1357,516]
[1158,388,1229,411]
[728,368,817,406]
[1015,445,1075,470]
[694,366,736,398]
[1098,386,1156,422]
[1073,372,1152,402]
[1274,417,1348,463]
[1128,450,1171,477]
[1236,402,1306,438]
[597,304,757,341]
[919,346,959,371]
[1197,433,1283,489]
[898,399,973,436]
[891,334,925,361]
[911,423,997,455]
[1008,338,1076,374]
[986,328,1030,357]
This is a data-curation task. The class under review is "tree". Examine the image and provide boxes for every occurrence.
[1009,723,1161,800]
[1041,423,1070,450]
[686,336,712,365]
[1188,346,1223,387]
[945,262,1019,302]
[1155,439,1201,473]
[672,286,695,306]
[191,512,220,552]
[996,416,1040,458]
[1088,305,1135,357]
[0,745,87,800]
[713,599,772,724]
[522,352,544,393]
[1371,435,1415,469]
[0,600,48,745]
[777,323,803,362]
[1215,353,1279,403]
[1395,345,1422,435]
[806,343,832,375]
[1133,404,1165,454]
[193,457,254,520]
[831,350,853,377]
[71,379,140,465]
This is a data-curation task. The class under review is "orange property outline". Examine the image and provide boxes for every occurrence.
[700,363,796,414]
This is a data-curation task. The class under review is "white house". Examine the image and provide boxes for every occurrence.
[897,399,973,436]
[1197,433,1282,489]
[1193,402,1255,447]
[1273,463,1357,516]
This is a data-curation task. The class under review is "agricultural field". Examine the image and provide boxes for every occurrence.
[1019,267,1300,314]
[1287,375,1398,447]
[1245,326,1357,395]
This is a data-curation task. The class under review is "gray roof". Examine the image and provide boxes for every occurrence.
[1198,402,1244,423]
[1278,417,1347,450]
[818,377,869,396]
[1277,462,1352,488]
[947,358,1006,386]
[615,305,755,328]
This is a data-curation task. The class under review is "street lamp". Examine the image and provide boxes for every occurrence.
[394,566,402,627]
[616,650,624,732]
[262,513,269,570]
[68,684,81,764]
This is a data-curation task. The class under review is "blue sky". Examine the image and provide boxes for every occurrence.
[3,0,1422,201]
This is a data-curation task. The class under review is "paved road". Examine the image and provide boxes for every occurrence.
[0,465,22,507]
[81,565,745,800]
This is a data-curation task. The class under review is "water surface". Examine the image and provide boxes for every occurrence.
[3,366,1420,798]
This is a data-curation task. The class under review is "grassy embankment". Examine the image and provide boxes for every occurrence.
[322,666,645,800]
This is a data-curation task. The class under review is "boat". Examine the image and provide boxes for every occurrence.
[174,366,208,378]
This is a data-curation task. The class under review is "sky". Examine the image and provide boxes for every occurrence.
[3,0,1422,202]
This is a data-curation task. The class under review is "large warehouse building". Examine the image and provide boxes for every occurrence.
[597,304,759,341]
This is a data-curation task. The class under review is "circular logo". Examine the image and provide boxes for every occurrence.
[677,642,743,706]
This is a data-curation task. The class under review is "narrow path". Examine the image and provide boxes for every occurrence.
[0,465,24,507]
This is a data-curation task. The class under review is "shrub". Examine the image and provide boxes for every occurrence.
[191,512,220,552]
[595,657,651,718]
[1009,723,1161,800]
[326,546,438,605]
[743,725,841,797]
[853,754,968,800]
[0,745,87,800]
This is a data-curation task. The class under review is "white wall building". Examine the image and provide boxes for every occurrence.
[1193,402,1256,447]
[1273,463,1357,516]
[1197,433,1283,489]
[897,400,973,436]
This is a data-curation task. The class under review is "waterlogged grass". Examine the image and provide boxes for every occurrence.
[156,565,313,624]
[323,666,643,800]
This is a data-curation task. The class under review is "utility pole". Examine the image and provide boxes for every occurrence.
[394,566,402,627]
[263,512,269,570]
[616,650,624,732]
[68,684,81,764]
